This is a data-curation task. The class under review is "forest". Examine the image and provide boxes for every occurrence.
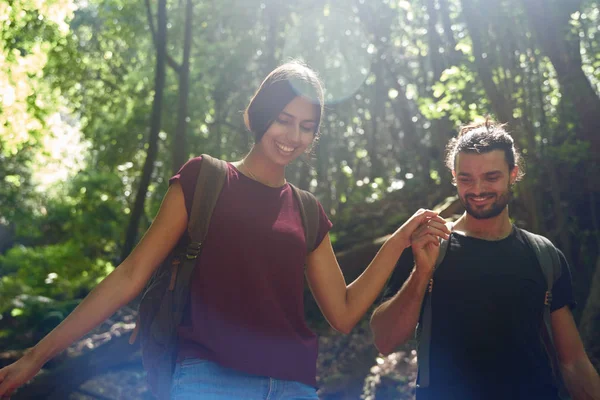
[1,0,599,398]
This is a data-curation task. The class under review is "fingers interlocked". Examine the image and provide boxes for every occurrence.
[411,217,450,249]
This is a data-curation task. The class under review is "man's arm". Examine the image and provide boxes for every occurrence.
[370,219,444,355]
[551,306,600,400]
[370,265,432,355]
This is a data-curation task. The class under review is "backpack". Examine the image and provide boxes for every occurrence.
[416,226,569,398]
[128,154,321,399]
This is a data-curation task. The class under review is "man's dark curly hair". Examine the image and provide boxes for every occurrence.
[445,118,525,182]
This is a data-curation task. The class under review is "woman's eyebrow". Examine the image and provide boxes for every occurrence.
[280,111,316,123]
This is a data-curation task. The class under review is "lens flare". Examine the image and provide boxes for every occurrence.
[282,6,373,105]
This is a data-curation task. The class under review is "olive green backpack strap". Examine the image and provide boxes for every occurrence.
[132,154,228,400]
[417,221,454,389]
[129,154,228,343]
[172,154,228,326]
[289,184,320,254]
[187,155,228,242]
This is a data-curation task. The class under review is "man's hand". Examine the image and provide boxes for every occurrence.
[394,209,450,250]
[411,219,451,275]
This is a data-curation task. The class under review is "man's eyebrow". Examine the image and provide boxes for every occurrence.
[484,171,503,176]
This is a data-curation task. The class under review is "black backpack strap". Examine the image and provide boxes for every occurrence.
[518,227,565,395]
[289,184,320,254]
[417,221,453,388]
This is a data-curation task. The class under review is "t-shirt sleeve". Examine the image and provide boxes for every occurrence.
[379,247,415,303]
[169,156,203,221]
[313,200,333,251]
[550,248,577,312]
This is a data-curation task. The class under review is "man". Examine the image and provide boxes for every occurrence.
[370,120,600,400]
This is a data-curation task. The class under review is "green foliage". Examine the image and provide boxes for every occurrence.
[0,0,74,156]
[420,64,487,124]
[0,1,599,389]
[0,241,113,311]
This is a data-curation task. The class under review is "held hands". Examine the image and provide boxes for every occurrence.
[394,209,450,252]
[410,216,451,274]
[0,351,45,398]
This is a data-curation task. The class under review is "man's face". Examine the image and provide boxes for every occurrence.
[453,150,517,220]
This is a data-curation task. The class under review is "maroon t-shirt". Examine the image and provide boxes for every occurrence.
[169,157,332,387]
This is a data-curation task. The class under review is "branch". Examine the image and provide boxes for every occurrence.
[144,0,182,73]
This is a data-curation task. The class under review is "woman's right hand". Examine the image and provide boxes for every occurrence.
[0,351,45,397]
[0,182,189,398]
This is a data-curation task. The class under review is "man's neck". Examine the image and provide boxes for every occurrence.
[454,208,513,241]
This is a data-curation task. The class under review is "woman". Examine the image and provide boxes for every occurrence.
[0,61,449,399]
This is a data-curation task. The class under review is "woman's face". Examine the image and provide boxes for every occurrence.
[256,96,318,166]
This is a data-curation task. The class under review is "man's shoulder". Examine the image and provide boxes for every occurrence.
[513,226,566,284]
[514,226,546,238]
[513,226,558,248]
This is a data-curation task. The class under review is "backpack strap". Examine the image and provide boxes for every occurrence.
[517,227,561,304]
[517,227,564,393]
[187,154,228,244]
[289,183,320,254]
[171,154,228,327]
[128,154,228,346]
[416,222,453,388]
[129,155,228,400]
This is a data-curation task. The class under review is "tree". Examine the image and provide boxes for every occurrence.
[120,0,168,261]
[520,0,600,170]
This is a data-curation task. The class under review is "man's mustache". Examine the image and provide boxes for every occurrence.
[465,193,496,199]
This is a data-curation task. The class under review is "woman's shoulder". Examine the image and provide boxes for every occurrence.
[184,155,204,168]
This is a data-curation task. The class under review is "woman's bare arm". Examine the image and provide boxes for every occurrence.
[0,182,188,395]
[306,209,448,334]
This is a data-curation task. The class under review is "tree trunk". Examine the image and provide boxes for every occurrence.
[424,0,459,173]
[520,0,600,167]
[121,0,168,261]
[425,0,445,79]
[461,0,542,230]
[262,0,280,76]
[368,59,385,178]
[438,0,460,65]
[382,59,431,184]
[172,0,193,174]
[460,0,515,126]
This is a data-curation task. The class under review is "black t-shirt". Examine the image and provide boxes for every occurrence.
[383,227,575,400]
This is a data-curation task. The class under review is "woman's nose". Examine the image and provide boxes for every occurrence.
[287,124,302,143]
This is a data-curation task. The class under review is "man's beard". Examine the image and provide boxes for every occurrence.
[459,185,513,220]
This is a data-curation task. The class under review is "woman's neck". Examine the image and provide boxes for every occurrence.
[235,147,287,188]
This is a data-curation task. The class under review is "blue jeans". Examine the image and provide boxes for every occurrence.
[170,358,319,399]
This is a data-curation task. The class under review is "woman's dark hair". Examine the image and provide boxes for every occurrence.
[445,118,525,181]
[244,61,324,142]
